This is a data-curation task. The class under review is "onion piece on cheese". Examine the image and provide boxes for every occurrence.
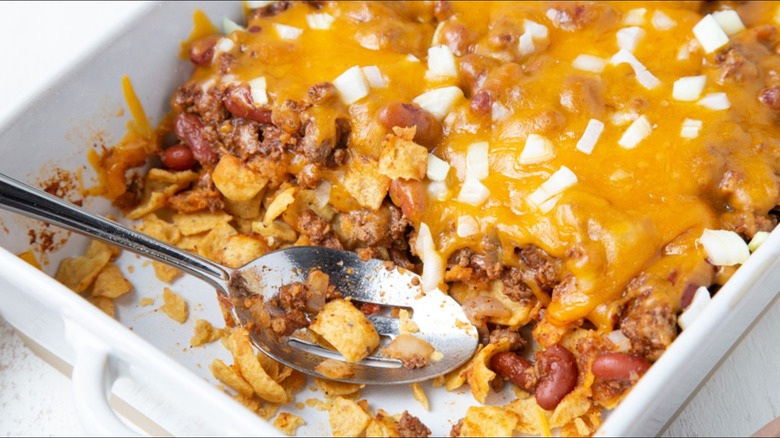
[698,229,750,266]
[572,54,608,73]
[697,92,731,110]
[427,154,451,181]
[306,12,335,30]
[519,32,535,55]
[361,66,387,89]
[427,181,450,201]
[680,119,703,139]
[223,17,244,34]
[415,223,444,293]
[527,166,578,210]
[611,49,661,89]
[457,178,490,206]
[607,330,632,353]
[748,231,770,252]
[672,75,707,101]
[519,134,554,164]
[678,286,711,330]
[457,215,480,238]
[524,19,549,39]
[427,45,458,79]
[313,180,331,208]
[413,86,464,121]
[618,115,652,149]
[576,119,605,154]
[491,101,510,121]
[617,27,646,52]
[415,222,435,256]
[677,44,690,61]
[466,142,489,181]
[333,66,370,105]
[693,14,729,54]
[248,77,268,106]
[713,10,745,36]
[622,8,646,26]
[274,23,303,40]
[214,37,235,54]
[652,10,676,30]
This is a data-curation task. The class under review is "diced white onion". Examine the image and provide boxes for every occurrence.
[527,166,578,209]
[678,286,712,330]
[274,23,303,40]
[713,10,745,36]
[466,142,489,181]
[524,19,549,39]
[698,229,750,266]
[748,231,770,252]
[680,119,703,139]
[519,134,554,164]
[518,31,536,55]
[333,66,370,105]
[431,19,446,46]
[313,180,331,208]
[618,115,652,149]
[697,92,731,110]
[457,215,480,238]
[491,101,510,121]
[576,119,605,154]
[457,178,491,206]
[427,181,450,201]
[622,8,646,26]
[607,330,632,353]
[426,45,458,79]
[214,37,235,54]
[617,27,646,52]
[246,1,274,8]
[223,17,244,34]
[361,66,387,88]
[672,75,707,101]
[652,10,676,30]
[427,154,451,181]
[677,44,690,61]
[610,110,637,126]
[421,248,444,293]
[415,222,435,256]
[538,193,562,214]
[248,77,268,106]
[572,54,608,73]
[611,49,661,89]
[693,14,729,54]
[412,86,464,121]
[406,54,421,63]
[306,12,335,30]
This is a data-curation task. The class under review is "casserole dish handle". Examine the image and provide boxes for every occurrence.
[64,318,141,436]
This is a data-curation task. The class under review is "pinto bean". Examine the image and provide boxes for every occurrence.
[189,35,220,66]
[535,344,578,410]
[389,179,427,223]
[378,101,442,149]
[161,144,196,170]
[223,85,273,123]
[591,352,651,381]
[490,351,536,392]
[173,113,218,165]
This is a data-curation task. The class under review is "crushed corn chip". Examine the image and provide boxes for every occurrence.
[273,412,305,436]
[328,396,372,437]
[160,287,188,323]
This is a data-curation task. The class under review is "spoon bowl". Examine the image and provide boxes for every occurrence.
[0,173,478,384]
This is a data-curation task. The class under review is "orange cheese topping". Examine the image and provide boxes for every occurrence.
[174,1,779,330]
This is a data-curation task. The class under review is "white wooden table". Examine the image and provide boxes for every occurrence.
[0,2,778,436]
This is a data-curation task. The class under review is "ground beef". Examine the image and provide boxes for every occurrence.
[488,327,526,351]
[397,411,431,438]
[166,168,223,213]
[297,209,343,249]
[619,274,677,362]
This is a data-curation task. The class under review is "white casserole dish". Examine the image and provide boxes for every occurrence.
[0,2,778,436]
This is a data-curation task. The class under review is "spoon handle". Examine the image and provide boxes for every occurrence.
[0,172,230,290]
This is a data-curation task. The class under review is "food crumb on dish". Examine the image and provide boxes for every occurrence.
[160,287,188,323]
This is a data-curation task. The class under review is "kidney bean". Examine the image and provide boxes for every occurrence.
[223,86,273,124]
[189,35,220,66]
[591,352,651,381]
[161,144,196,171]
[490,351,536,392]
[470,90,492,115]
[389,179,427,223]
[377,101,442,149]
[173,113,218,165]
[535,344,578,410]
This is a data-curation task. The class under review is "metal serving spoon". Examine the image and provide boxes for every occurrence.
[0,173,478,384]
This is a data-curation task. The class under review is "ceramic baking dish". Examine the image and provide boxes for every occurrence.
[0,2,778,436]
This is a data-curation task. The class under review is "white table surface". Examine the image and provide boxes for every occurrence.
[0,2,779,436]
